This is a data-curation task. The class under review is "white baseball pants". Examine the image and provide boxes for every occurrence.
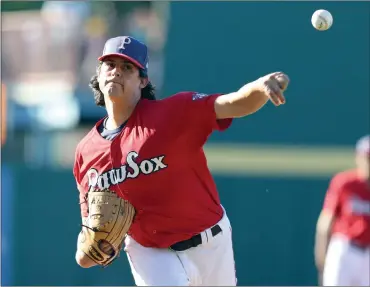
[323,234,370,286]
[124,209,237,286]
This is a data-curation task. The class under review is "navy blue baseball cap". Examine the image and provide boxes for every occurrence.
[98,36,149,72]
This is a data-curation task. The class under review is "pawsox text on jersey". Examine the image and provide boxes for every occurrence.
[86,151,167,189]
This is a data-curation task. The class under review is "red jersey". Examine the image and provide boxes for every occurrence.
[73,92,232,248]
[323,169,370,246]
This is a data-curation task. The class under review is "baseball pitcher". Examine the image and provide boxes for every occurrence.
[73,36,290,286]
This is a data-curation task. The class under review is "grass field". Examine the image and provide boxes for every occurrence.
[204,143,354,178]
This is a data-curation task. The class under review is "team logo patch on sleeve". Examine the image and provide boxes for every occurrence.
[192,92,209,101]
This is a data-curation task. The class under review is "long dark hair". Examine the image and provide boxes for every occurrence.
[89,63,156,107]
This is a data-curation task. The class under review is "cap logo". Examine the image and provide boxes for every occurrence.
[118,37,132,51]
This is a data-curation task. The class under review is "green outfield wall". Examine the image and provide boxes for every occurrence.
[163,2,369,146]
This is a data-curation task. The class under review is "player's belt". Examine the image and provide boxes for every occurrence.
[349,241,369,251]
[169,224,222,252]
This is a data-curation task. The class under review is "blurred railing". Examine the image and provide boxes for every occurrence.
[2,1,169,168]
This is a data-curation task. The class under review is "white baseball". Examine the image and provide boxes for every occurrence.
[311,9,333,31]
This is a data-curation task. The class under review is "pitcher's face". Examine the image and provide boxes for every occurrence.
[98,56,148,101]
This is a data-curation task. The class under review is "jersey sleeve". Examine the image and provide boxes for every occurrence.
[322,174,343,215]
[73,149,88,218]
[166,91,233,143]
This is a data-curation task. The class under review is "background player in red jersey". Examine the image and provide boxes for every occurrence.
[73,36,289,286]
[315,135,370,286]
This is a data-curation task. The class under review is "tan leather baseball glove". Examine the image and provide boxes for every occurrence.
[78,188,135,267]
